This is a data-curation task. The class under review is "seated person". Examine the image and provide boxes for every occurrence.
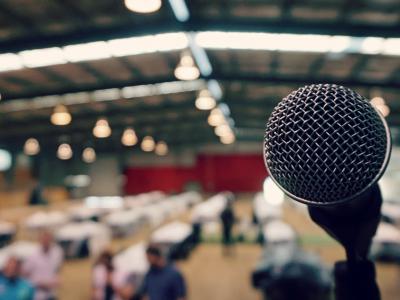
[0,256,34,300]
[92,250,135,300]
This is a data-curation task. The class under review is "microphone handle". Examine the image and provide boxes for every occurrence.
[308,184,382,262]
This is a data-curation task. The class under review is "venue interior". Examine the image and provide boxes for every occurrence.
[0,0,400,299]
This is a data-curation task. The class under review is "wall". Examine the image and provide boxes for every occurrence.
[124,152,267,194]
[88,155,122,196]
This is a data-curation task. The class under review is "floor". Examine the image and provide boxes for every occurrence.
[2,194,400,300]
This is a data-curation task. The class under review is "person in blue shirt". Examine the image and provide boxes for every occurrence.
[0,256,34,300]
[139,245,186,300]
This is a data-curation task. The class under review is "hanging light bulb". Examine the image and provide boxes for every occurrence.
[370,96,390,118]
[195,89,216,110]
[220,134,236,145]
[370,96,385,107]
[93,118,112,138]
[121,127,138,146]
[124,0,161,13]
[214,124,232,137]
[141,136,155,152]
[50,104,72,126]
[174,52,200,81]
[57,143,73,160]
[155,141,168,156]
[82,147,96,163]
[377,104,390,117]
[24,138,40,155]
[208,108,226,127]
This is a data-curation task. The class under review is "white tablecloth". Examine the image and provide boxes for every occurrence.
[24,211,69,231]
[0,241,39,269]
[253,192,282,224]
[151,222,192,244]
[191,193,227,223]
[0,221,16,235]
[56,221,111,257]
[113,242,148,275]
[262,220,297,243]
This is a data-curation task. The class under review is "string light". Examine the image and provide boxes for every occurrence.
[155,141,168,156]
[208,108,226,127]
[57,143,73,160]
[174,52,200,81]
[93,118,112,138]
[214,124,232,137]
[124,0,161,13]
[82,147,96,163]
[121,127,138,146]
[50,104,72,126]
[370,96,390,117]
[141,136,155,152]
[220,134,236,145]
[24,138,40,156]
[195,89,216,110]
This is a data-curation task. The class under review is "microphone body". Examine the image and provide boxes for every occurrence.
[264,84,391,209]
[263,84,387,298]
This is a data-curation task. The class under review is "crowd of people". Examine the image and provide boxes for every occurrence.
[0,232,188,300]
[0,232,63,300]
[0,193,240,300]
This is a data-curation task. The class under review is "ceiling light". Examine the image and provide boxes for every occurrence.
[155,141,168,156]
[19,47,66,68]
[376,104,390,117]
[24,138,40,156]
[263,177,284,206]
[50,104,72,126]
[215,124,232,137]
[361,37,384,55]
[370,96,385,107]
[195,89,216,110]
[0,149,12,171]
[57,143,73,160]
[0,53,23,72]
[208,108,226,127]
[141,136,155,152]
[370,96,390,117]
[174,52,200,81]
[383,38,400,55]
[121,127,138,146]
[63,41,111,62]
[93,118,112,138]
[220,134,236,145]
[124,0,161,13]
[109,33,188,57]
[82,147,96,163]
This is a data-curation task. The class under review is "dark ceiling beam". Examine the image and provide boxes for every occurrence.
[1,100,276,131]
[0,20,179,53]
[0,101,199,126]
[0,2,37,32]
[211,72,400,89]
[0,112,210,139]
[0,17,399,54]
[1,121,216,147]
[1,75,176,100]
[4,70,400,101]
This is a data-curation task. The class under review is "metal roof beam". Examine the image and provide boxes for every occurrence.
[3,71,400,101]
[0,18,399,53]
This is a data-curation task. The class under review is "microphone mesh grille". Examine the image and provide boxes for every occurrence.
[264,84,388,205]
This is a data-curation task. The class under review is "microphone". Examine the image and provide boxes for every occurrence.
[264,84,391,208]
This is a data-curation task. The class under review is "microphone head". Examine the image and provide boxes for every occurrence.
[264,84,391,206]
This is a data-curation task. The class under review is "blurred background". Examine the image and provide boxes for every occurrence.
[0,0,399,299]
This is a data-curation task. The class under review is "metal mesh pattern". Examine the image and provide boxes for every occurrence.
[264,84,389,205]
